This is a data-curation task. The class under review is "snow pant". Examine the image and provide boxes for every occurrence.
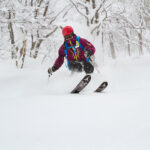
[68,61,94,74]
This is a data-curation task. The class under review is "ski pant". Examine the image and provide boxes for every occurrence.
[68,61,94,74]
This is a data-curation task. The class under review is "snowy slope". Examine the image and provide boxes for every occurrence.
[0,56,150,150]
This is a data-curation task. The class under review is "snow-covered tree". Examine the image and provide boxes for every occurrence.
[0,0,150,66]
[0,0,67,68]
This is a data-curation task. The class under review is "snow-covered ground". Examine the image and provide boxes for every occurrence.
[0,56,150,150]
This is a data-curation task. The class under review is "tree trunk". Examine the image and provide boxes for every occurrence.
[124,29,131,56]
[109,33,116,59]
[30,34,36,57]
[138,29,143,55]
[21,39,27,68]
[8,10,16,59]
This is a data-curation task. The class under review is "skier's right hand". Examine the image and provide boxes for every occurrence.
[48,68,53,76]
[48,66,57,77]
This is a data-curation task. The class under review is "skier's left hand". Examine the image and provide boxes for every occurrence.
[84,50,93,58]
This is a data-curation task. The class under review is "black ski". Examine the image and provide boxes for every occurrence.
[94,81,108,92]
[71,75,91,94]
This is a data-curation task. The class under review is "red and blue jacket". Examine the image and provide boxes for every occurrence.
[53,35,95,70]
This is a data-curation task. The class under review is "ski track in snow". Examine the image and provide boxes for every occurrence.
[0,56,150,150]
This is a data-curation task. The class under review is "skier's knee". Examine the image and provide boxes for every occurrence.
[69,61,82,72]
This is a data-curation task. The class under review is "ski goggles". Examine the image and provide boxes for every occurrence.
[64,34,74,40]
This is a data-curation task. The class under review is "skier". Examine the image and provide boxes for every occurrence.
[48,26,96,76]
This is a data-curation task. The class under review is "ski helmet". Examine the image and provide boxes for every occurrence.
[62,26,74,37]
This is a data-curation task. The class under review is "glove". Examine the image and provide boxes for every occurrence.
[84,50,93,58]
[48,66,57,77]
[48,68,53,76]
[83,61,94,74]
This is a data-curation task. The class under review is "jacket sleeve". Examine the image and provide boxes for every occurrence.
[53,44,65,71]
[79,37,96,55]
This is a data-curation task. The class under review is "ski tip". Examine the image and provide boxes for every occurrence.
[102,81,108,87]
[94,81,108,93]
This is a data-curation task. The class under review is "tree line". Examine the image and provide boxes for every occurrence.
[0,0,150,68]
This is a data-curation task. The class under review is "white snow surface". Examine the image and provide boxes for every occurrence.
[0,56,150,150]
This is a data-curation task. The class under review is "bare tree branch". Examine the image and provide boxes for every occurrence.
[70,0,90,26]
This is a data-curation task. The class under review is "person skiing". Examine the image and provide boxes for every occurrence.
[48,26,96,76]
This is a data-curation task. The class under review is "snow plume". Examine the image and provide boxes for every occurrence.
[1,55,150,150]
